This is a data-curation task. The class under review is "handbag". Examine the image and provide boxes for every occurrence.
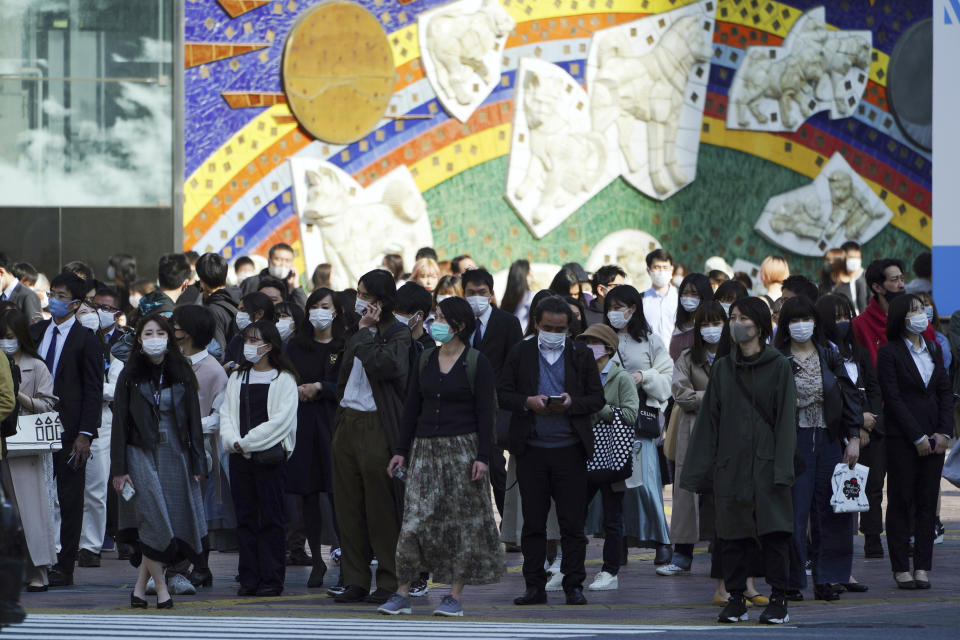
[634,386,661,439]
[944,444,960,489]
[663,403,681,461]
[829,462,870,513]
[586,407,633,484]
[241,370,285,466]
[6,412,63,457]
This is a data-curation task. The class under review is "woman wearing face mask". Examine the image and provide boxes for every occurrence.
[679,297,797,625]
[75,299,103,334]
[381,297,502,617]
[284,289,344,591]
[171,305,230,588]
[0,308,59,592]
[602,285,674,566]
[773,296,863,602]
[564,296,588,338]
[220,319,299,597]
[713,280,749,319]
[111,314,207,610]
[578,323,639,592]
[275,302,303,344]
[669,274,714,362]
[877,294,954,590]
[224,293,276,371]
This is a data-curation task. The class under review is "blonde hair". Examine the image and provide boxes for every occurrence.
[760,255,790,288]
[411,258,441,282]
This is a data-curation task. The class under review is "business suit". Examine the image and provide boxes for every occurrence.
[833,277,868,316]
[30,317,104,577]
[5,281,43,324]
[876,338,953,574]
[474,306,523,516]
[499,338,604,593]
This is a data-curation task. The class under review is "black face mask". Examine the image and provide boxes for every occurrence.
[883,289,904,304]
[835,321,851,339]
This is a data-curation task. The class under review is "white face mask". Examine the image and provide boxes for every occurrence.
[845,258,862,274]
[906,314,929,335]
[142,337,167,357]
[650,270,672,289]
[77,312,101,331]
[243,343,269,364]
[466,295,490,317]
[355,298,371,316]
[538,330,566,351]
[789,321,815,343]
[924,306,934,324]
[309,308,334,330]
[436,294,452,303]
[97,309,117,330]
[276,319,295,341]
[0,338,19,355]
[106,265,117,281]
[268,264,288,280]
[700,326,723,344]
[607,310,631,330]
[680,296,700,312]
[128,294,141,309]
[720,302,732,316]
[394,313,413,327]
[672,275,684,288]
[236,311,251,330]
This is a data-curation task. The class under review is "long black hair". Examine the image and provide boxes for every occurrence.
[239,319,300,382]
[603,284,650,342]
[816,293,856,358]
[690,301,729,366]
[885,293,925,342]
[718,297,773,358]
[525,290,556,337]
[124,313,197,389]
[773,295,824,350]
[241,292,276,323]
[437,296,476,345]
[293,287,344,346]
[0,307,41,360]
[549,267,583,303]
[675,273,713,329]
[500,259,530,314]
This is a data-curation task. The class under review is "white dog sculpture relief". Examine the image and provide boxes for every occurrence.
[590,14,713,195]
[299,165,432,289]
[514,70,608,226]
[728,7,872,132]
[422,0,515,121]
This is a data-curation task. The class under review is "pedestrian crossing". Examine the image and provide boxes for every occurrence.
[2,615,753,639]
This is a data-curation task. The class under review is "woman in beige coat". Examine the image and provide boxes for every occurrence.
[0,307,59,591]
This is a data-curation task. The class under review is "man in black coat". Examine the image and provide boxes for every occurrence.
[499,296,604,607]
[0,252,42,323]
[461,269,523,517]
[196,252,241,356]
[29,271,104,586]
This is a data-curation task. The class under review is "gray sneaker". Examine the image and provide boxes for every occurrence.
[433,595,463,617]
[167,573,197,596]
[377,593,412,615]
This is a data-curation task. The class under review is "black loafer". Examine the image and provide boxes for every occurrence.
[334,585,368,603]
[47,568,73,587]
[364,587,392,604]
[894,577,916,590]
[256,587,283,597]
[236,587,258,597]
[814,584,839,601]
[156,598,173,610]
[26,585,48,593]
[565,587,588,605]
[130,592,148,608]
[514,587,547,605]
[840,582,869,593]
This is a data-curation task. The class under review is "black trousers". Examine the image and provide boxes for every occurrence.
[886,437,944,573]
[517,444,587,592]
[302,491,340,569]
[53,445,86,574]
[489,445,507,517]
[230,454,287,591]
[720,532,790,595]
[858,438,887,536]
[586,481,624,575]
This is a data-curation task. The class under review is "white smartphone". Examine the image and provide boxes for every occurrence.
[121,481,136,502]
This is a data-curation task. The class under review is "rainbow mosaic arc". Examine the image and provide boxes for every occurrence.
[184,0,932,278]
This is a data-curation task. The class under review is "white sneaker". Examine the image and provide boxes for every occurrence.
[545,571,564,592]
[588,571,618,591]
[656,563,690,576]
[546,556,561,575]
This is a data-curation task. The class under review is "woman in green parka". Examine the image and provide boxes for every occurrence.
[679,297,797,626]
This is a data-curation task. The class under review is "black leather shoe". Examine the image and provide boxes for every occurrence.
[307,562,327,588]
[514,587,547,605]
[654,544,672,566]
[236,587,257,597]
[839,582,869,593]
[26,584,48,593]
[116,542,135,561]
[189,568,213,588]
[156,597,174,610]
[77,549,100,568]
[814,584,839,601]
[334,585,369,603]
[47,568,73,587]
[256,587,283,597]
[364,587,392,604]
[287,549,313,566]
[565,587,587,605]
[784,589,804,602]
[130,592,148,608]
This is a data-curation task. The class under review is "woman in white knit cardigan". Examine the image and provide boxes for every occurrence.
[220,319,298,597]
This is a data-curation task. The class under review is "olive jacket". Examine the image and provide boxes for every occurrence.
[679,345,797,540]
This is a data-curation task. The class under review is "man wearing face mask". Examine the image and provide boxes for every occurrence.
[0,252,43,323]
[584,266,627,327]
[154,254,193,311]
[832,242,867,315]
[239,243,307,309]
[499,296,604,607]
[29,271,104,587]
[853,259,936,366]
[394,282,435,351]
[461,269,523,517]
[642,249,679,353]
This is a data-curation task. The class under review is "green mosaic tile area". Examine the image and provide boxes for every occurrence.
[423,144,927,280]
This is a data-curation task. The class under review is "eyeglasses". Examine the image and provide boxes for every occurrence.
[95,303,120,314]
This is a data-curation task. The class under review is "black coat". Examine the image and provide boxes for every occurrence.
[240,269,307,308]
[7,282,42,323]
[498,338,604,457]
[30,319,104,442]
[876,337,954,442]
[779,342,862,442]
[203,287,241,356]
[284,338,342,494]
[110,367,206,477]
[475,307,523,379]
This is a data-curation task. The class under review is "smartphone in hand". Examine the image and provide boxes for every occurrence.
[121,481,136,502]
[546,395,565,406]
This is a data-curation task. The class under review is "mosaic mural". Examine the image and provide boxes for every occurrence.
[184,0,932,284]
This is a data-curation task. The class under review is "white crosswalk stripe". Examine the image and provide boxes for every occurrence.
[1,615,752,639]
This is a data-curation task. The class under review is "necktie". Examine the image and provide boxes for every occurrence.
[0,292,6,301]
[44,326,60,374]
[473,322,482,349]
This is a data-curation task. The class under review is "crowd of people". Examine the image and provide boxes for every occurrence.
[0,240,954,625]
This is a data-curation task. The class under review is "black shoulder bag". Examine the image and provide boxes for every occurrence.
[241,369,286,466]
